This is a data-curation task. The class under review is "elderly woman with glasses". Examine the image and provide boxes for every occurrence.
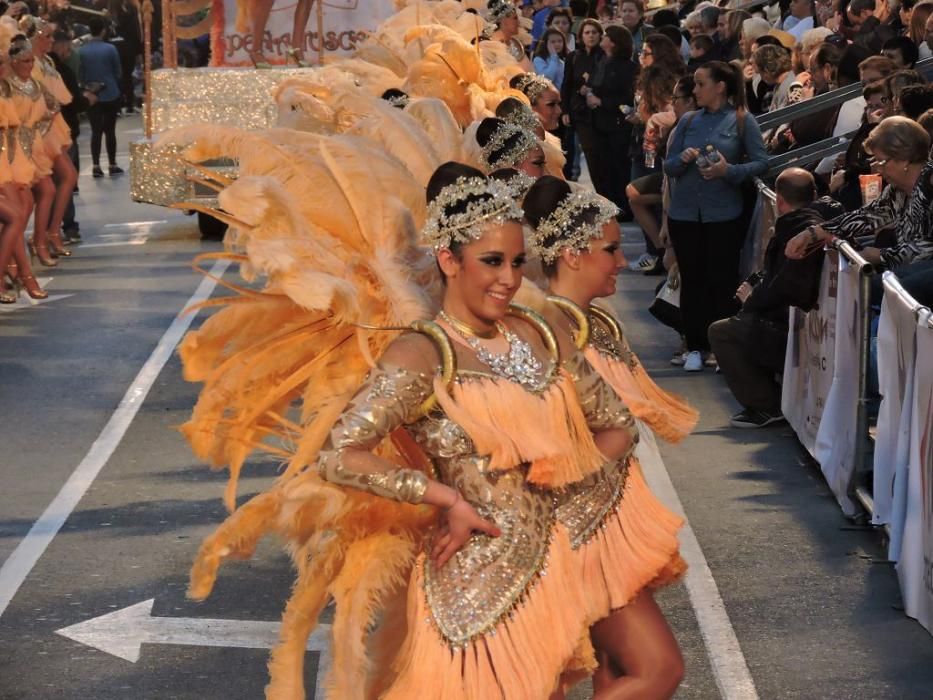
[787,116,933,269]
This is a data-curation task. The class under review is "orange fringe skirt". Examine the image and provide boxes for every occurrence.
[384,525,593,700]
[574,456,686,624]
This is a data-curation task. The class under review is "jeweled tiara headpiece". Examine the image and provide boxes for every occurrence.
[385,93,410,108]
[421,176,523,251]
[515,73,553,103]
[501,101,541,133]
[528,190,619,264]
[498,170,536,200]
[480,121,539,171]
[8,35,32,61]
[488,0,517,23]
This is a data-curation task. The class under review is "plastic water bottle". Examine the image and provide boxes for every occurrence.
[695,150,709,169]
[644,143,656,169]
[704,144,721,165]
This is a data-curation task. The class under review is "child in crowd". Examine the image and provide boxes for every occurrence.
[687,34,715,69]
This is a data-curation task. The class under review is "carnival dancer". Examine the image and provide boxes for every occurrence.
[464,116,545,177]
[22,16,77,260]
[169,149,646,697]
[522,175,691,698]
[487,0,531,69]
[7,34,56,269]
[527,175,701,444]
[0,22,43,302]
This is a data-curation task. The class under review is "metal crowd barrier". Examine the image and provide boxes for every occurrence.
[745,184,877,518]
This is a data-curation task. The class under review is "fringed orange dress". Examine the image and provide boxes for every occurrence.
[33,55,72,158]
[316,319,632,700]
[0,82,18,186]
[7,74,52,179]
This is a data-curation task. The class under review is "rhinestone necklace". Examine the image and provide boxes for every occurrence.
[439,310,545,390]
[8,76,37,98]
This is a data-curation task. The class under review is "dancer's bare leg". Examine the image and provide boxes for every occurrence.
[625,183,663,250]
[47,150,77,255]
[589,591,684,700]
[249,0,275,65]
[290,0,315,63]
[0,183,42,298]
[30,176,56,266]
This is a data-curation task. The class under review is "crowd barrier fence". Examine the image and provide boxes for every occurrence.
[747,185,933,635]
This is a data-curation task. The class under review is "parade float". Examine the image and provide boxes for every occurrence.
[129,0,396,236]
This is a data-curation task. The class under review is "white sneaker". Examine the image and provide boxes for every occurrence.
[628,253,658,272]
[683,351,703,372]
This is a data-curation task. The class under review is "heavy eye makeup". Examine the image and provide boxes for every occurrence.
[601,242,620,255]
[478,253,526,268]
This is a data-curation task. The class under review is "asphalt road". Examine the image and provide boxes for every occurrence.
[1,114,932,700]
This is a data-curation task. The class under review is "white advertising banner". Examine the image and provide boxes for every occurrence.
[897,310,933,635]
[211,0,397,67]
[874,275,919,562]
[814,255,862,516]
[782,252,838,457]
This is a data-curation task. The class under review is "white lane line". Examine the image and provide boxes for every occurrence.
[637,430,760,700]
[0,260,229,620]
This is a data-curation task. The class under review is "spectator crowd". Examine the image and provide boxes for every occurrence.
[518,0,933,428]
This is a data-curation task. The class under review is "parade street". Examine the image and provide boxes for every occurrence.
[1,114,933,700]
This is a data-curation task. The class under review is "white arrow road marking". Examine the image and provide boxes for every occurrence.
[57,600,332,698]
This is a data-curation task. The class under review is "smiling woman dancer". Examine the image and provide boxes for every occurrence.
[523,175,695,699]
[316,162,644,699]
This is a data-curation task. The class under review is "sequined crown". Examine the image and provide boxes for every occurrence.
[528,191,619,264]
[487,0,517,23]
[421,176,524,251]
[385,93,410,108]
[501,101,541,133]
[495,170,536,200]
[515,74,554,103]
[480,121,539,171]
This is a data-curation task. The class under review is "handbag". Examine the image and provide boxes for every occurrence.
[649,275,683,334]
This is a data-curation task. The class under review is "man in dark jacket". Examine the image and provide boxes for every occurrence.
[51,28,93,242]
[708,168,845,428]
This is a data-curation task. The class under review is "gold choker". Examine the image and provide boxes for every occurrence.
[438,310,499,340]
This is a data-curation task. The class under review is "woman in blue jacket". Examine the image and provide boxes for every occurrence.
[662,61,768,372]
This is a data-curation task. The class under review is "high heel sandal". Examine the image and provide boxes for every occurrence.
[19,273,47,300]
[28,239,58,267]
[248,50,272,69]
[286,48,312,68]
[48,232,72,257]
[0,283,16,303]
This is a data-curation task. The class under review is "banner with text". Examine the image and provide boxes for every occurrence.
[782,252,838,457]
[898,310,933,636]
[814,255,863,516]
[874,275,920,562]
[211,0,397,67]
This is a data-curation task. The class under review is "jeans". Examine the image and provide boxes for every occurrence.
[87,99,120,166]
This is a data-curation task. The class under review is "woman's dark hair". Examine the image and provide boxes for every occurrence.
[674,74,696,101]
[655,24,685,49]
[534,27,569,60]
[696,60,747,110]
[546,7,573,28]
[837,44,871,86]
[652,8,680,26]
[643,33,686,76]
[380,88,409,108]
[898,83,933,119]
[576,18,603,46]
[751,34,782,49]
[638,65,679,116]
[496,96,529,120]
[489,166,521,183]
[604,24,634,62]
[886,69,926,104]
[476,117,532,169]
[523,175,574,277]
